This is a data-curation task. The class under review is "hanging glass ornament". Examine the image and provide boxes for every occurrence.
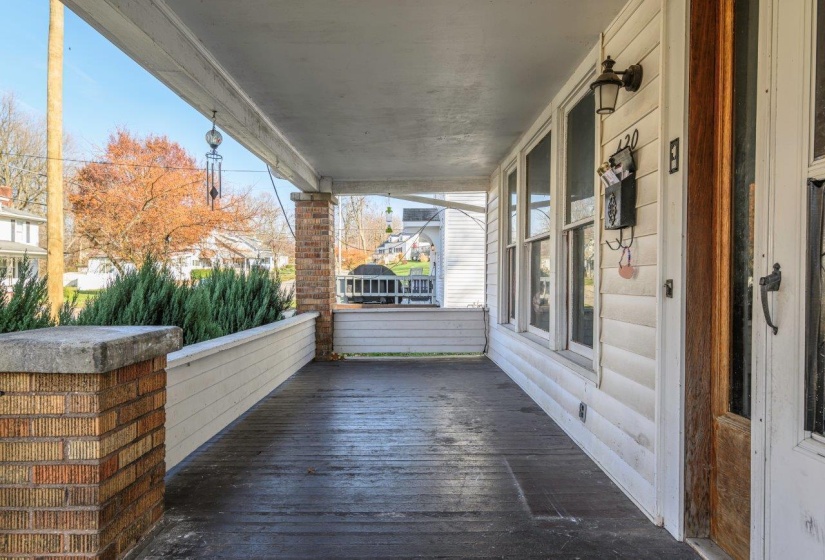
[205,111,223,210]
[385,194,393,233]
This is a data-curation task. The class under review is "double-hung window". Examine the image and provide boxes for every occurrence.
[563,91,596,358]
[525,131,552,335]
[505,167,518,324]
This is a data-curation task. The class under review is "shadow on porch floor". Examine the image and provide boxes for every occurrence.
[138,357,696,559]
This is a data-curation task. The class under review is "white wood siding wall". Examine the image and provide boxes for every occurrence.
[165,313,317,470]
[334,308,486,353]
[598,0,661,458]
[485,0,662,517]
[441,192,487,308]
[486,170,500,323]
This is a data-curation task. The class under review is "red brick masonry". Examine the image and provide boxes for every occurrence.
[292,192,337,359]
[0,356,168,559]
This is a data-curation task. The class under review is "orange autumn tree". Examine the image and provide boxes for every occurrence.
[71,130,253,272]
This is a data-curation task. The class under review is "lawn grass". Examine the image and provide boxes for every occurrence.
[63,287,100,308]
[277,264,295,281]
[387,261,431,276]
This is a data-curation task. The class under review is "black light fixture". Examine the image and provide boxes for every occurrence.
[205,110,223,209]
[590,56,643,115]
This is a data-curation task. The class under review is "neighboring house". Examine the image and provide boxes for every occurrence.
[372,227,432,264]
[0,186,47,287]
[69,233,289,289]
[169,233,285,280]
[400,207,439,262]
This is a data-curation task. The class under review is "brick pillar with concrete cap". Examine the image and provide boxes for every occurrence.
[291,192,337,359]
[0,325,182,559]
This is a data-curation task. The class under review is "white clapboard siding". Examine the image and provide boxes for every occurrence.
[165,312,317,470]
[484,0,662,518]
[599,0,662,431]
[441,192,486,308]
[334,308,486,353]
[486,169,500,323]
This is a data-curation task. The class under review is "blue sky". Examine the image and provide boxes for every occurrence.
[0,1,425,215]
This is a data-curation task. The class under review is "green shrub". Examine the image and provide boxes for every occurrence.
[74,258,293,345]
[0,257,53,333]
[0,257,74,332]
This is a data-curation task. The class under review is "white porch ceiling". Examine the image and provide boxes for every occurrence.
[63,0,626,193]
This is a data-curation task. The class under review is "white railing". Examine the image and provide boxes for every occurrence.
[336,274,436,305]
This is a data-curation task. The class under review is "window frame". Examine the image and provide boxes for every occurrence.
[556,70,604,368]
[502,162,519,326]
[557,74,600,365]
[522,123,554,339]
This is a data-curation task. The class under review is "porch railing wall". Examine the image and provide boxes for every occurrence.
[165,312,317,469]
[333,308,486,354]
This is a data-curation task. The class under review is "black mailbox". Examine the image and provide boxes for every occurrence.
[604,174,636,230]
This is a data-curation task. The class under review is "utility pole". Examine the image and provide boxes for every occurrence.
[47,0,64,319]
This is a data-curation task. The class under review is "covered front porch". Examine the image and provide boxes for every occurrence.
[136,357,692,559]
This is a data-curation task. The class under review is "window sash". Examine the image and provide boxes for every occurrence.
[506,246,516,323]
[507,170,518,245]
[525,132,552,239]
[564,91,596,226]
[527,236,551,336]
[567,223,595,356]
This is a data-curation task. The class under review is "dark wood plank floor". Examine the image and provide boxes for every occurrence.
[139,357,696,559]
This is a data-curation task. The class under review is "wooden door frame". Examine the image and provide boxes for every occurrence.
[686,0,752,546]
[685,0,722,538]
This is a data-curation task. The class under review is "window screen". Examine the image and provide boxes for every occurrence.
[565,92,596,225]
[526,132,552,238]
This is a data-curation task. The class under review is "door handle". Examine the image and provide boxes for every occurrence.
[759,263,781,335]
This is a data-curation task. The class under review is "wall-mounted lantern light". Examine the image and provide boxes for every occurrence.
[590,56,643,115]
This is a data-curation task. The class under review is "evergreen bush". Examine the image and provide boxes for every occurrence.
[74,258,293,345]
[0,257,53,333]
[0,257,74,333]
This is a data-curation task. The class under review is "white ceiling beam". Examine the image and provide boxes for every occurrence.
[391,195,484,214]
[332,177,488,196]
[62,0,320,192]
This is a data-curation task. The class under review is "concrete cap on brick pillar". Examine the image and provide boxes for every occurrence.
[290,192,338,204]
[0,326,183,374]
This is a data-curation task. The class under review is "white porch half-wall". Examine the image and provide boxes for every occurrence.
[485,0,687,536]
[165,312,318,470]
[334,308,486,354]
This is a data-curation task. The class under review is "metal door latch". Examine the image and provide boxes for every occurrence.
[759,263,781,334]
[664,279,673,298]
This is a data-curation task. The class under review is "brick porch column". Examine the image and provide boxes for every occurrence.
[0,326,181,560]
[291,192,337,359]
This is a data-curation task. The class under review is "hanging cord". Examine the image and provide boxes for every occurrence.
[267,165,296,240]
[482,306,489,354]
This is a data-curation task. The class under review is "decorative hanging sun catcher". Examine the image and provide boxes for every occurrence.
[205,111,223,210]
[385,194,393,234]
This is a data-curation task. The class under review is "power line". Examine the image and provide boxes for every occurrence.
[267,165,296,239]
[0,150,270,173]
